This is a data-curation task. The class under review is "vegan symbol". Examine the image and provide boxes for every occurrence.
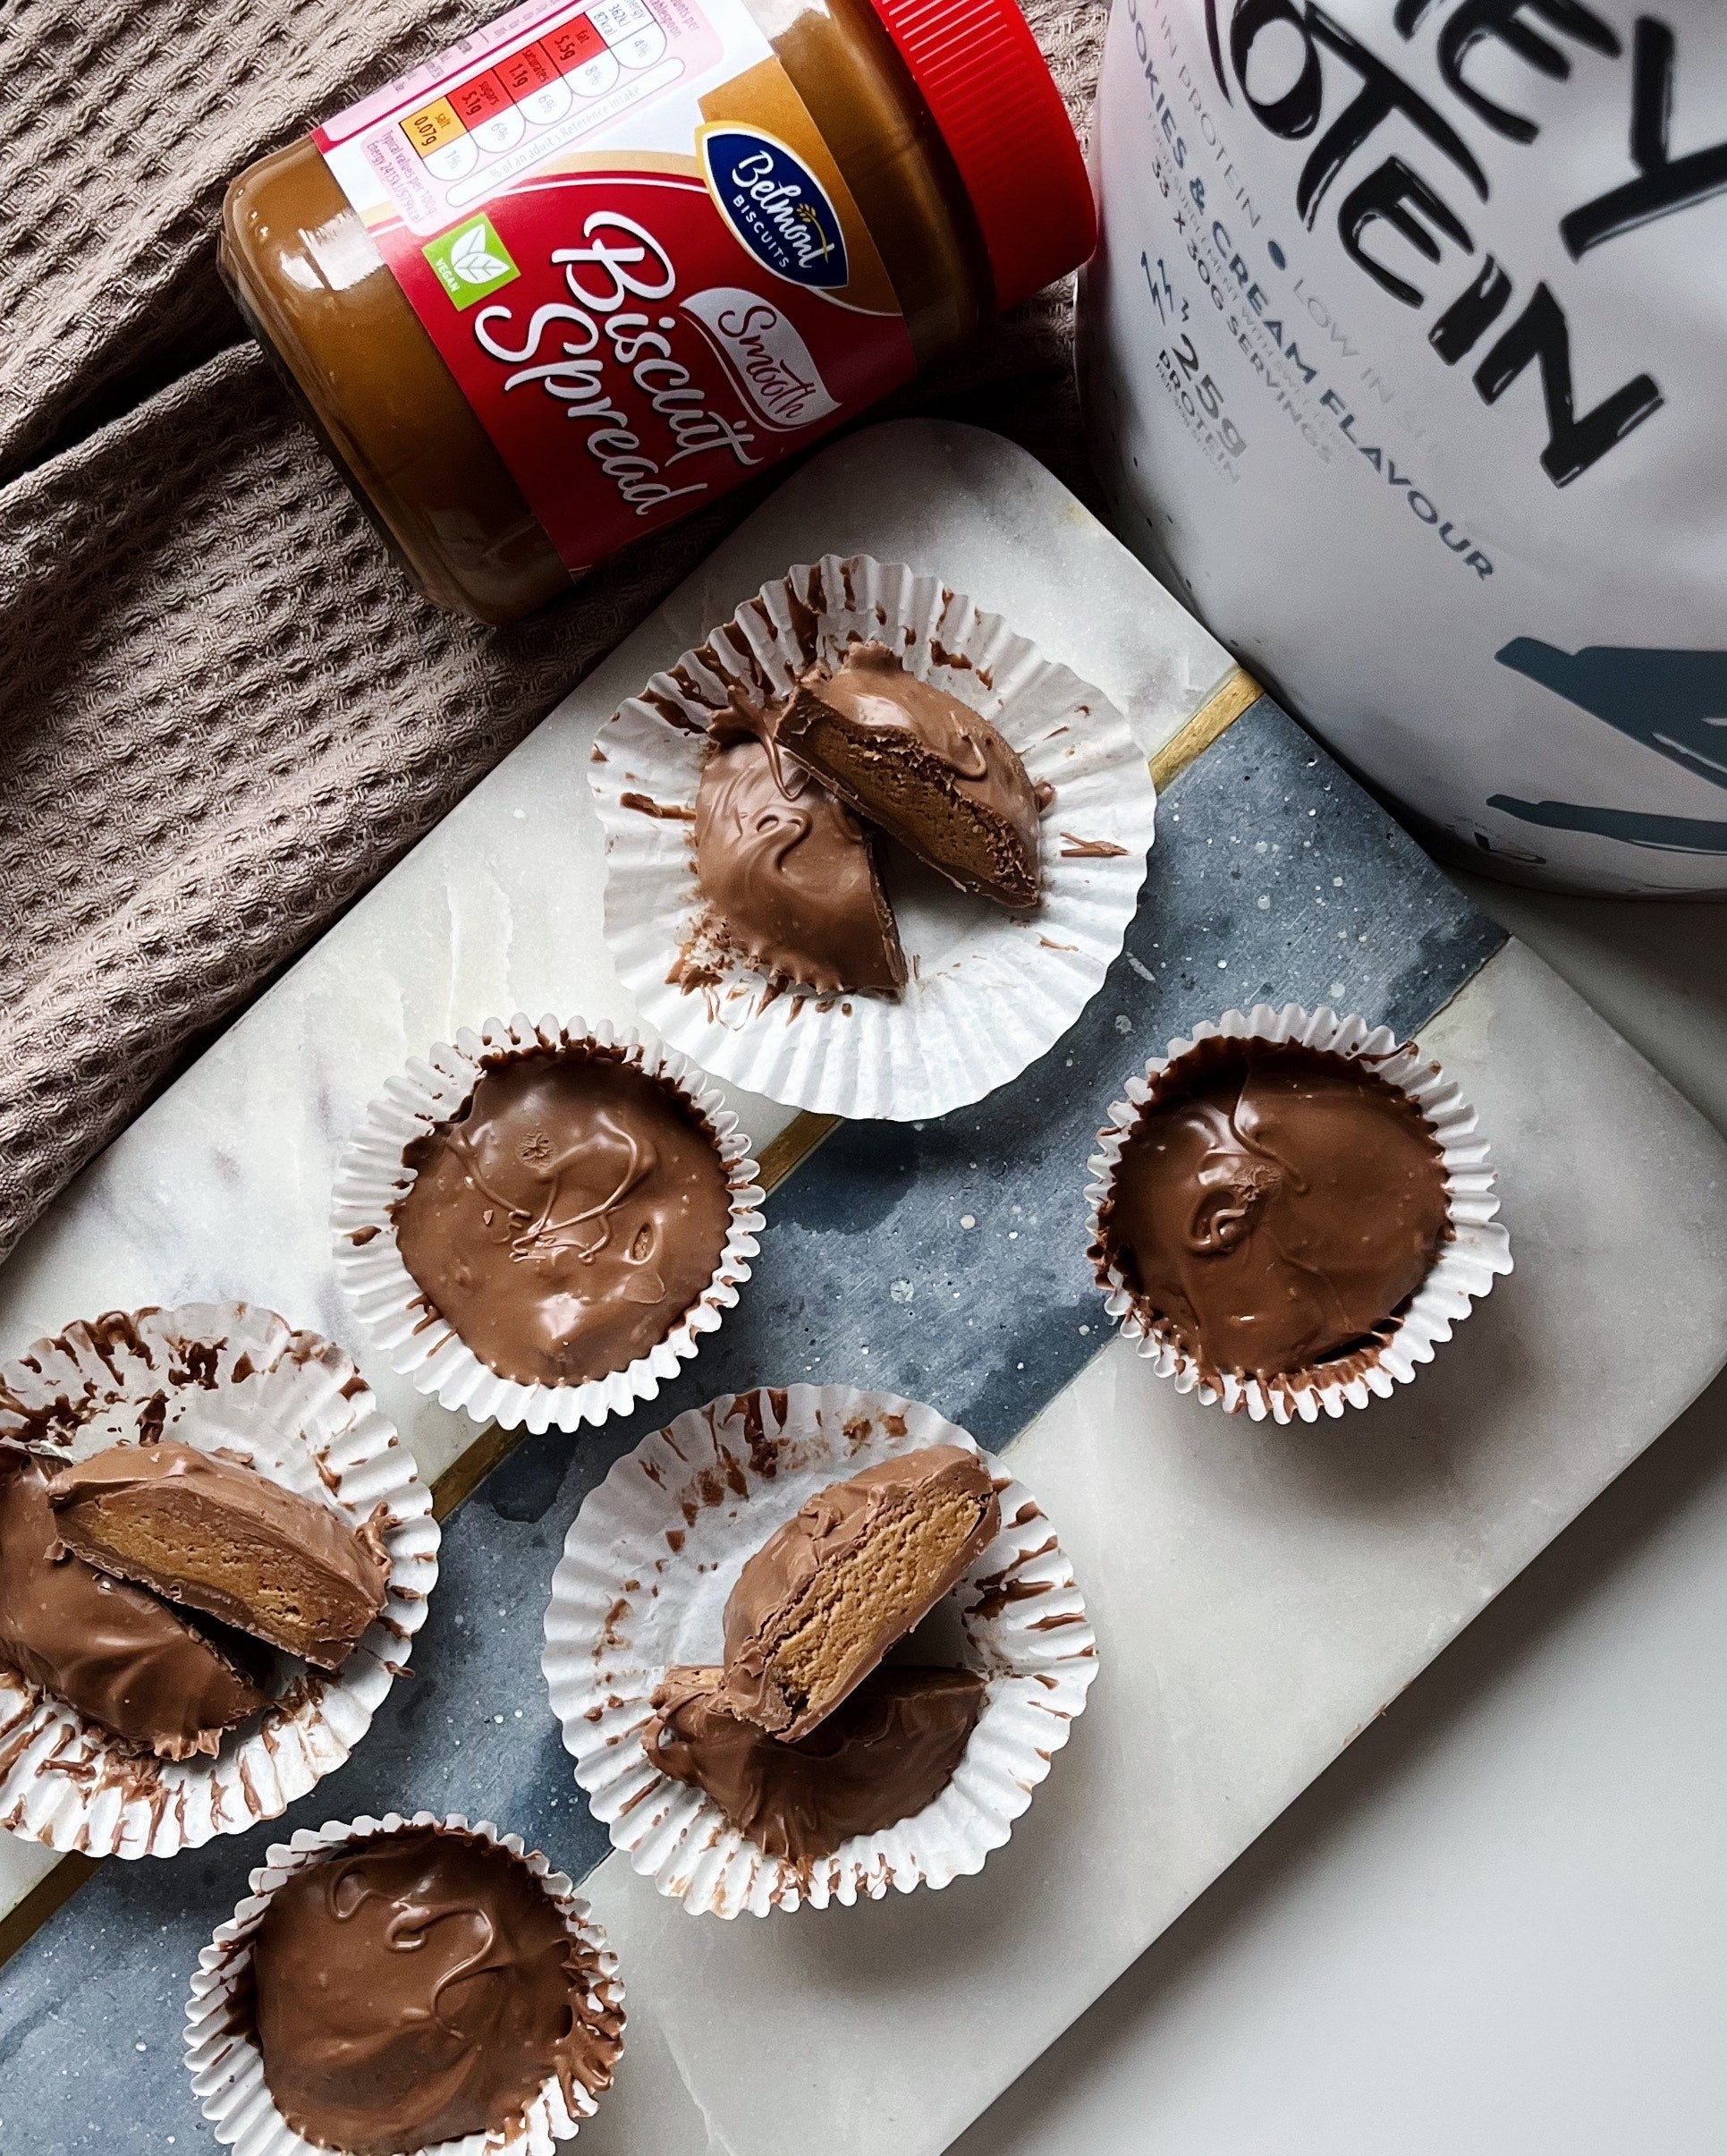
[450,223,512,284]
[423,216,520,309]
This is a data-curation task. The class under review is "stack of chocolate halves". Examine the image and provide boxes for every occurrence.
[647,1443,1002,1863]
[0,1442,388,1759]
[695,640,1049,997]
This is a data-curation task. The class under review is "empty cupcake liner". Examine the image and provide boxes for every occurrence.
[542,1382,1099,1918]
[588,552,1159,1120]
[0,1303,438,1858]
[1086,1003,1513,1422]
[184,1810,624,2156]
[331,1014,765,1434]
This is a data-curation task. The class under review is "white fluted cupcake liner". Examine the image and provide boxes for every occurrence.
[1086,1003,1513,1422]
[0,1304,437,1858]
[588,553,1159,1120]
[331,1014,764,1434]
[184,1811,624,2156]
[542,1383,1098,1919]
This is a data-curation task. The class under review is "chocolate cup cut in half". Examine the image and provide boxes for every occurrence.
[719,1445,1000,1742]
[392,1043,735,1390]
[590,555,1162,1126]
[647,1663,986,1865]
[694,694,906,997]
[0,1449,275,1761]
[776,641,1044,910]
[48,1441,389,1673]
[1094,1036,1452,1395]
[249,1824,623,2156]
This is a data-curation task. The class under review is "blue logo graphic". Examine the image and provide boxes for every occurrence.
[700,128,849,291]
[1487,640,1727,855]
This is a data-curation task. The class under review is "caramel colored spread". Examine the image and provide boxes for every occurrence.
[48,1441,389,1673]
[695,694,906,994]
[250,1826,622,2156]
[779,641,1043,907]
[0,1451,273,1760]
[393,1046,733,1388]
[1096,1039,1451,1390]
[721,1445,999,1739]
[221,139,563,624]
[219,0,986,624]
[647,1662,986,1862]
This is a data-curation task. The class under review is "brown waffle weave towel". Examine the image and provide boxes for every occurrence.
[0,0,1105,1267]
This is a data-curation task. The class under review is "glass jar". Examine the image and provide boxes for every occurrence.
[221,0,1094,623]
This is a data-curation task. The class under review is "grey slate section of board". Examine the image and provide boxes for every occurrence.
[0,697,1505,2153]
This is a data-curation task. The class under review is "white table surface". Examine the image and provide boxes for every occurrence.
[952,881,1727,2156]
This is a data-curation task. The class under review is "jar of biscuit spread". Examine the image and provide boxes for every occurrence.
[223,0,1094,623]
[1084,0,1727,894]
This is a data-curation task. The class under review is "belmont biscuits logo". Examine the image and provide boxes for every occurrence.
[698,127,849,291]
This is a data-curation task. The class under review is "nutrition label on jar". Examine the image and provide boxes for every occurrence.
[314,0,910,582]
[318,0,724,236]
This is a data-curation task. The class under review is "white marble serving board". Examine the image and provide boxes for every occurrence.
[0,420,1230,1922]
[3,423,1726,2156]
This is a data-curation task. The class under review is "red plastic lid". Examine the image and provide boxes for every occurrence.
[864,0,1096,314]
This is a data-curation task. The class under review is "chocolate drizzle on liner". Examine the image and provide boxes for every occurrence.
[590,552,1159,1124]
[636,559,1054,1005]
[547,1384,1099,1917]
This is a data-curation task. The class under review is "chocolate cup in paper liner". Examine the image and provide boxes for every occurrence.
[0,1304,437,1858]
[183,1811,625,2156]
[588,553,1159,1120]
[542,1384,1098,1919]
[1086,1004,1513,1424]
[331,1014,765,1434]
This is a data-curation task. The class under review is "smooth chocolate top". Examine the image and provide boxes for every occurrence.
[778,641,1043,908]
[648,1663,986,1863]
[694,698,906,996]
[1097,1039,1451,1387]
[0,1451,273,1760]
[721,1446,999,1735]
[48,1442,389,1672]
[394,1048,733,1389]
[251,1826,622,2156]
